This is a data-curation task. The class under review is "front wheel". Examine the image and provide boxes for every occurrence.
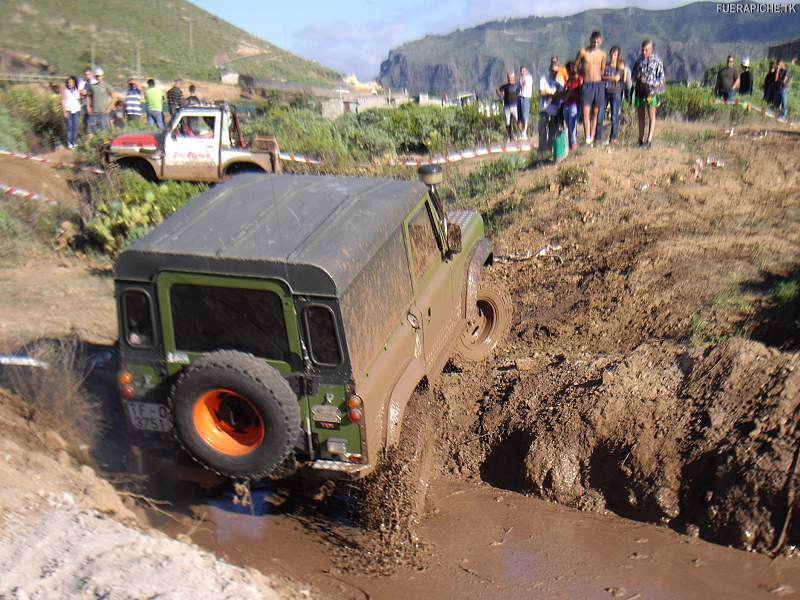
[456,283,512,362]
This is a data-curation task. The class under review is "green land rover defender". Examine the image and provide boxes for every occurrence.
[113,168,510,482]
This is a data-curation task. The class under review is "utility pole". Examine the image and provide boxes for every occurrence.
[181,16,193,56]
[90,24,96,69]
[136,41,142,81]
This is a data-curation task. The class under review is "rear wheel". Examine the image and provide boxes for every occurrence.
[169,351,299,480]
[456,283,512,362]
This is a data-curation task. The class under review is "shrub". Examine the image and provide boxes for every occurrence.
[2,336,101,449]
[0,105,29,152]
[85,169,206,254]
[557,165,589,188]
[0,87,63,150]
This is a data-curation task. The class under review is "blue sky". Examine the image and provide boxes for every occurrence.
[191,0,693,79]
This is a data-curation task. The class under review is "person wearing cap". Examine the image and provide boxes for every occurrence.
[739,58,753,96]
[714,55,739,102]
[87,67,114,134]
[538,58,565,159]
[125,79,143,123]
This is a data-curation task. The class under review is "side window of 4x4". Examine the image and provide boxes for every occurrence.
[408,204,441,280]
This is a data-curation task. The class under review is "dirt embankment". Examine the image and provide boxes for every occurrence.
[0,387,309,598]
[437,123,800,554]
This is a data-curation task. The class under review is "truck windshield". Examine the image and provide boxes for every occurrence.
[169,284,290,361]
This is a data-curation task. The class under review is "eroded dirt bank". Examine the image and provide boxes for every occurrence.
[437,122,800,554]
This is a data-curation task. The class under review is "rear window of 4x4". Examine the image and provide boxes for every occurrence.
[123,289,155,348]
[170,284,289,360]
[304,305,342,366]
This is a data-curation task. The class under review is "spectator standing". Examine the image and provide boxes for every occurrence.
[166,78,185,120]
[87,67,114,134]
[764,62,778,106]
[715,55,739,102]
[186,84,201,106]
[537,57,565,158]
[575,30,606,146]
[623,60,634,105]
[124,79,143,122]
[77,67,96,134]
[496,71,519,141]
[633,39,665,148]
[111,100,126,129]
[563,61,583,153]
[61,76,81,148]
[517,66,534,140]
[739,58,753,96]
[597,45,623,145]
[144,79,165,129]
[776,61,792,121]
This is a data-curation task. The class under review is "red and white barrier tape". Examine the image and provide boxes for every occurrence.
[277,151,321,165]
[0,182,58,205]
[0,148,105,174]
[713,99,797,127]
[399,141,535,166]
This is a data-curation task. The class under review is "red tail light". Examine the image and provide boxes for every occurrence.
[348,408,363,422]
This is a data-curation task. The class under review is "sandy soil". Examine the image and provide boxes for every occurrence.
[0,153,79,204]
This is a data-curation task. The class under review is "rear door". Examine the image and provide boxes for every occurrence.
[162,111,220,181]
[404,198,457,369]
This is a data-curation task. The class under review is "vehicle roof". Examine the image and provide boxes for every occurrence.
[114,173,428,296]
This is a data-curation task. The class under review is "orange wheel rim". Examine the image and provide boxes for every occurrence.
[192,388,265,456]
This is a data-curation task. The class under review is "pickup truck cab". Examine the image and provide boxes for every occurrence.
[105,104,280,183]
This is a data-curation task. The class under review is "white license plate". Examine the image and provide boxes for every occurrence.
[127,401,171,432]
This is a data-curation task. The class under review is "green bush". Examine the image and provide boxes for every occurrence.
[659,85,749,122]
[0,105,29,152]
[0,87,63,149]
[446,155,526,208]
[0,206,31,261]
[85,170,206,254]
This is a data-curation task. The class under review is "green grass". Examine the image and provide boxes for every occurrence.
[0,0,340,86]
[773,280,799,305]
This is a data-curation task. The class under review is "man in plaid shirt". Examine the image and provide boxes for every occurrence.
[633,39,665,148]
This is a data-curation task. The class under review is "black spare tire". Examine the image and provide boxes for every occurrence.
[169,350,300,479]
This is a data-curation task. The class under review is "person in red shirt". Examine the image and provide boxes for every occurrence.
[562,61,583,152]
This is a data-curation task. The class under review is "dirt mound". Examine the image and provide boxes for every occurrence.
[437,122,800,554]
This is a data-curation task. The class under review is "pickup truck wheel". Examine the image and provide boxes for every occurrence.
[169,351,300,480]
[456,283,512,362]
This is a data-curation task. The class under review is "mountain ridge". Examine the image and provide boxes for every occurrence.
[378,2,800,94]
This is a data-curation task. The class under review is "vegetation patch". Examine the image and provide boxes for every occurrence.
[85,169,206,255]
[557,165,589,188]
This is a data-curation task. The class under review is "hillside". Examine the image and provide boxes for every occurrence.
[0,0,341,85]
[378,2,800,95]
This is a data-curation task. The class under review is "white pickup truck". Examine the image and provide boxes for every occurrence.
[105,104,281,182]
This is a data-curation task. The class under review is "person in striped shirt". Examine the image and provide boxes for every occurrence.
[125,79,143,123]
[166,79,185,122]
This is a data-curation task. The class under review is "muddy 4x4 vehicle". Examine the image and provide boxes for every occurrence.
[114,167,510,482]
[105,103,280,183]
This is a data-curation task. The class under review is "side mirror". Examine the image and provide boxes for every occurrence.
[446,222,462,254]
[170,130,177,140]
